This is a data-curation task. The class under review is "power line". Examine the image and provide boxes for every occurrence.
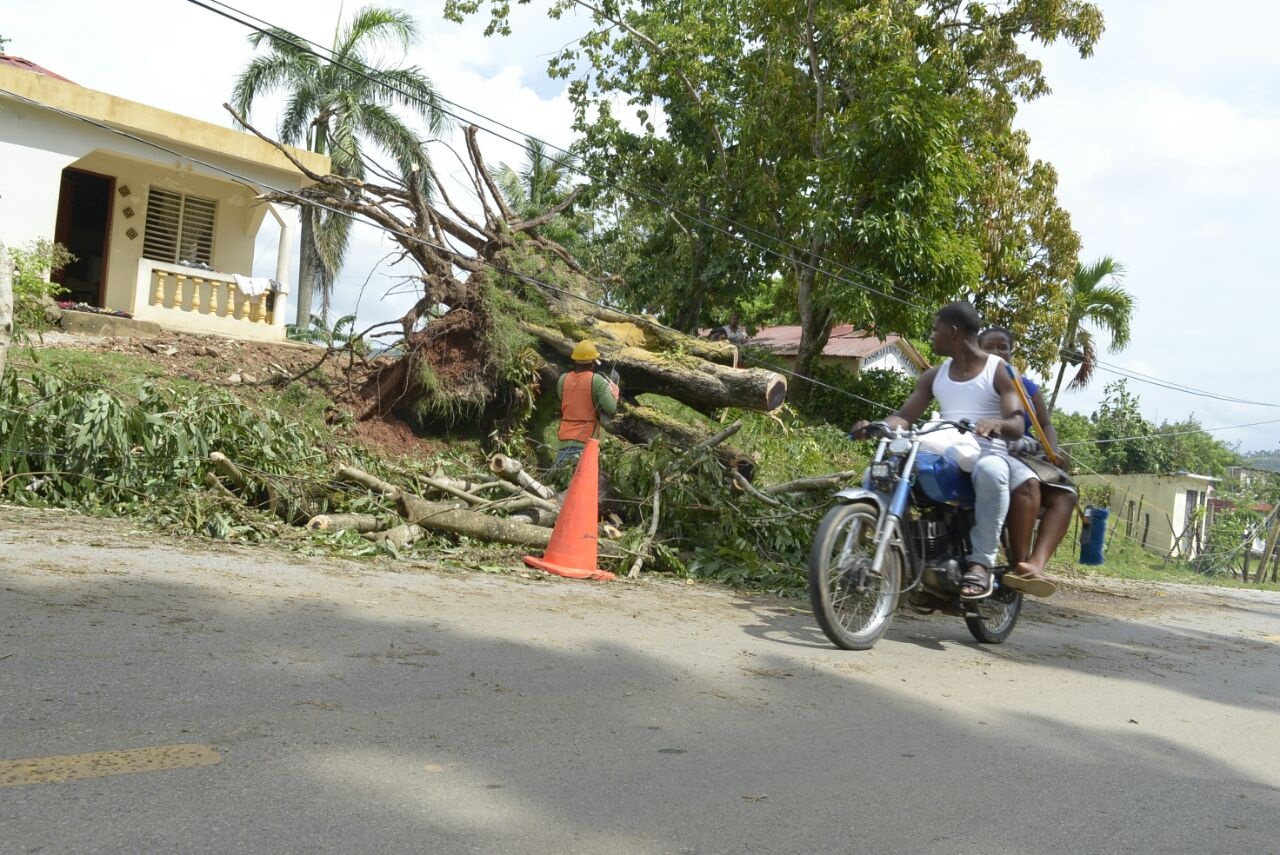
[1081,359,1280,408]
[1059,418,1280,448]
[186,0,932,315]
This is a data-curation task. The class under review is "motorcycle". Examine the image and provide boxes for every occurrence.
[808,420,1023,650]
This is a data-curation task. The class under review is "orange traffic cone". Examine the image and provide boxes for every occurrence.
[523,439,616,581]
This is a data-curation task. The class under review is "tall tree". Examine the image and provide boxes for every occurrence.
[1048,256,1136,411]
[232,6,445,323]
[446,0,1102,388]
[1091,380,1170,475]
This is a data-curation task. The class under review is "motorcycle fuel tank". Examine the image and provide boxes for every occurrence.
[914,452,975,506]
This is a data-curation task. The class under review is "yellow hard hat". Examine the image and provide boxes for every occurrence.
[571,340,601,362]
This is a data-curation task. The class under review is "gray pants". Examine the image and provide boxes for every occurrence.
[967,442,1035,569]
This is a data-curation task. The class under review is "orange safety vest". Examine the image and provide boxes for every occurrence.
[558,370,599,443]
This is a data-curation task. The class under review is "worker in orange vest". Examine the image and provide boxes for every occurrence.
[553,340,620,470]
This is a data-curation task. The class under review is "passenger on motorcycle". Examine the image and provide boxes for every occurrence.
[852,302,1033,600]
[980,326,1078,595]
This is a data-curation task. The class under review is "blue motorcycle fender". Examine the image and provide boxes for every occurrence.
[832,487,888,513]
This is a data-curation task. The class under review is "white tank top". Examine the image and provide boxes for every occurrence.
[932,354,1004,423]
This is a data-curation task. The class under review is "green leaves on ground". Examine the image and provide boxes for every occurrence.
[0,359,369,534]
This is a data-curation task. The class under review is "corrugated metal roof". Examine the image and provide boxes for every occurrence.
[750,325,928,368]
[0,54,74,84]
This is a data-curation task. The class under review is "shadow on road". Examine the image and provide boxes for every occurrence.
[1,559,1276,854]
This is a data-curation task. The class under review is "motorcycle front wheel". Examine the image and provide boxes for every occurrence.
[808,501,903,650]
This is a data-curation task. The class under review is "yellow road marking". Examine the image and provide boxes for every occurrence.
[0,744,221,787]
[1263,634,1280,643]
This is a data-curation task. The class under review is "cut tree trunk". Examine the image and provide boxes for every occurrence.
[307,513,384,533]
[368,523,427,548]
[489,455,556,500]
[397,493,621,558]
[527,325,785,414]
[586,308,738,365]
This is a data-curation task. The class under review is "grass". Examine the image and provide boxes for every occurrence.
[1050,526,1280,591]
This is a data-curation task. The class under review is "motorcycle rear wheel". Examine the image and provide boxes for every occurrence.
[964,583,1022,643]
[808,502,902,650]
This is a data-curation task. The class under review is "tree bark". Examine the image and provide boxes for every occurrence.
[307,513,384,533]
[489,454,556,499]
[397,493,620,557]
[528,325,785,413]
[368,523,427,548]
[764,470,862,494]
[336,466,403,499]
[295,206,317,327]
[0,239,11,383]
[587,308,737,364]
[793,246,834,400]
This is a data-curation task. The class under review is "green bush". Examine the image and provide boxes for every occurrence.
[8,239,73,335]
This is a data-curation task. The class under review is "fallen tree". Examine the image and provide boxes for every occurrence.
[230,108,784,473]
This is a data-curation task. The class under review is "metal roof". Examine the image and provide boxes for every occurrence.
[750,325,929,369]
[0,54,74,84]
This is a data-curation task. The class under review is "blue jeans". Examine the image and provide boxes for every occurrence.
[967,452,1011,569]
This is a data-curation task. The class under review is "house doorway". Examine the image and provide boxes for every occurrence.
[53,168,115,307]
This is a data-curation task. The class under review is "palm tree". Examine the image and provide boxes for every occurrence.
[231,6,445,323]
[491,137,577,219]
[1048,256,1136,411]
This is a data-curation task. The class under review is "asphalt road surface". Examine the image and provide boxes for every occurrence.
[2,507,1277,854]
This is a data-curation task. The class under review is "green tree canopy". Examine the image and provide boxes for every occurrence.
[446,0,1101,387]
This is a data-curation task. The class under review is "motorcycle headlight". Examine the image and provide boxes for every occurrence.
[869,461,895,488]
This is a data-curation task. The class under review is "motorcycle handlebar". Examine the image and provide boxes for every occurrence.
[849,419,975,441]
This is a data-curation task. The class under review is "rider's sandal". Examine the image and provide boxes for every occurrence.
[1001,571,1057,599]
[959,567,995,600]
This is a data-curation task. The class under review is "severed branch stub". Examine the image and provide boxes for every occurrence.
[489,454,557,500]
[307,513,384,533]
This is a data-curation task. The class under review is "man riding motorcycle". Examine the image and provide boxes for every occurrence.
[852,302,1033,599]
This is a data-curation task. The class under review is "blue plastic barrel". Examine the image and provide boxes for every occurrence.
[1079,506,1109,565]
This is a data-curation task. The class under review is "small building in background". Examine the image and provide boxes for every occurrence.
[749,325,929,377]
[1074,472,1218,559]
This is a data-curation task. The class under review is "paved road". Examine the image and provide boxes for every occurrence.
[2,507,1278,854]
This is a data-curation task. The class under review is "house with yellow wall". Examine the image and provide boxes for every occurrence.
[1074,472,1218,559]
[0,55,330,341]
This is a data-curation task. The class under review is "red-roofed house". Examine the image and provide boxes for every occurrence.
[749,325,930,377]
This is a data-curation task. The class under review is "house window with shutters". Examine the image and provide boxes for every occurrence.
[142,188,217,267]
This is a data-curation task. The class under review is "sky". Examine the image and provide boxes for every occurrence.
[3,0,1277,452]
